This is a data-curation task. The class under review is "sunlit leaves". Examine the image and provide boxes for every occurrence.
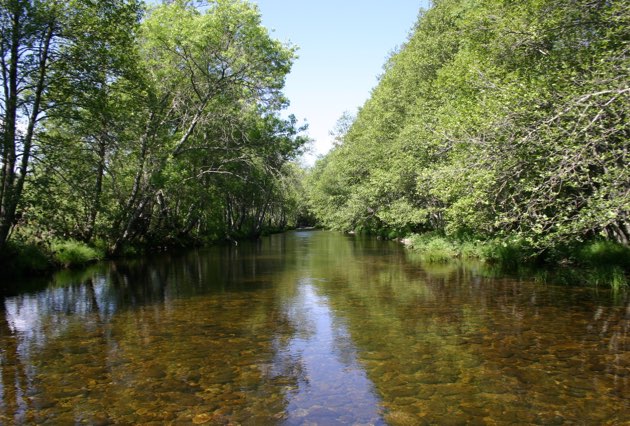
[13,0,306,251]
[307,0,630,251]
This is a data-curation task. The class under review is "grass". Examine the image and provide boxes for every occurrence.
[1,236,107,277]
[404,233,522,264]
[577,240,630,268]
[530,265,628,292]
[402,233,629,290]
[1,240,51,276]
[50,239,103,268]
[404,234,459,263]
[587,266,628,291]
[479,238,531,270]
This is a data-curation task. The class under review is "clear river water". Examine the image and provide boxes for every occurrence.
[0,230,628,425]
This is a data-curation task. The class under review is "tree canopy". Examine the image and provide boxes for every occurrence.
[307,0,630,258]
[1,0,309,257]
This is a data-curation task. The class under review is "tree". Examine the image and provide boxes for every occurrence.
[0,0,143,250]
[0,0,55,249]
[100,0,298,252]
[7,0,307,254]
[308,0,630,254]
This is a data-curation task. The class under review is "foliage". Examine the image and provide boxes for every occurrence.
[100,0,306,251]
[306,0,630,284]
[1,0,308,265]
[577,241,630,268]
[0,0,144,249]
[50,240,103,268]
[479,239,533,270]
[405,233,528,267]
[0,240,51,275]
[404,233,629,290]
[0,237,103,275]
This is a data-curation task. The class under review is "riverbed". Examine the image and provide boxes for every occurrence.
[1,230,628,424]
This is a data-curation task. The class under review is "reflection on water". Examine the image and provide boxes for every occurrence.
[278,280,383,425]
[0,230,628,424]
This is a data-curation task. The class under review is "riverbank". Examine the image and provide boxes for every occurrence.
[0,226,316,280]
[3,229,628,292]
[0,238,109,278]
[401,233,630,290]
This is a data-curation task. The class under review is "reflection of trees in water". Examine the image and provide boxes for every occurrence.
[0,302,29,423]
[305,235,629,423]
[0,276,110,424]
[265,279,383,424]
[1,231,627,423]
[330,315,360,369]
[268,346,309,389]
[0,243,308,423]
[267,280,315,395]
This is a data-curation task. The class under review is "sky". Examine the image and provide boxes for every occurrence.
[252,1,428,164]
[147,1,429,164]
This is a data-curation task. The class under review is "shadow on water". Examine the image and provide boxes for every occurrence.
[0,230,628,424]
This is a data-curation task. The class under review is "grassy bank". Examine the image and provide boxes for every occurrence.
[402,233,630,290]
[0,239,105,277]
[0,225,300,279]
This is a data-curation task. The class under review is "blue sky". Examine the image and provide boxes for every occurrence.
[252,1,428,164]
[147,1,428,163]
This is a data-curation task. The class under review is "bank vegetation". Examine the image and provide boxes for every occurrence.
[307,0,630,287]
[0,0,310,274]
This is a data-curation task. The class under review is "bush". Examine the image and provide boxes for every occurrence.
[577,240,630,268]
[406,234,459,263]
[480,239,531,270]
[50,239,102,268]
[1,240,51,275]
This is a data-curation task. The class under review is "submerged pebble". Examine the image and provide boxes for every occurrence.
[1,232,628,425]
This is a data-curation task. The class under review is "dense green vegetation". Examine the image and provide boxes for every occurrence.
[0,0,309,272]
[2,0,628,284]
[307,0,630,280]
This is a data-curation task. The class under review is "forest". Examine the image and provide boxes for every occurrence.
[307,0,630,279]
[1,0,629,282]
[0,0,310,272]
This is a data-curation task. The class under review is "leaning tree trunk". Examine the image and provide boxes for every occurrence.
[84,138,107,243]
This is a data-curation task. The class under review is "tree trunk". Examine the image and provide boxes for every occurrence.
[0,7,22,250]
[0,16,53,250]
[85,139,107,243]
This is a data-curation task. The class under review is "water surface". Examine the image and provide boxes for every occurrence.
[1,231,628,424]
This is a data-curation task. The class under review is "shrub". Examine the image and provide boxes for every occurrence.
[406,234,459,263]
[50,239,102,268]
[577,240,630,268]
[1,240,51,275]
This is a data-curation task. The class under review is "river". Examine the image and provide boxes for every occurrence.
[0,230,628,424]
